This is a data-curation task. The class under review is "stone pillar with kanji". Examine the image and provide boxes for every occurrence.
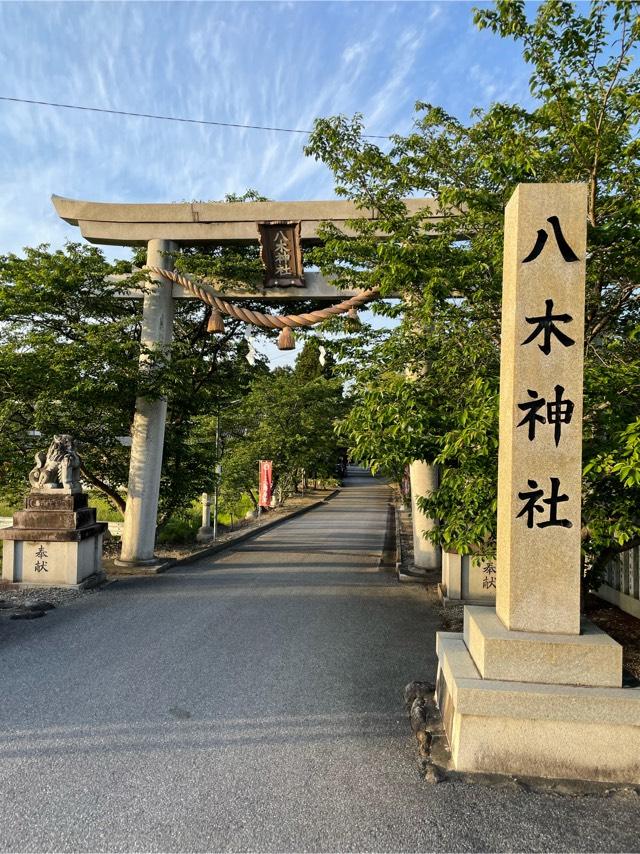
[497,183,586,634]
[434,184,640,785]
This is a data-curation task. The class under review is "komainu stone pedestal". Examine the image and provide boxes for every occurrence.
[0,490,107,587]
[436,609,640,784]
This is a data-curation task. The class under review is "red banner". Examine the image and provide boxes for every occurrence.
[259,460,273,508]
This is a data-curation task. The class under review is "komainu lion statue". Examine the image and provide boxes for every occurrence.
[29,434,82,490]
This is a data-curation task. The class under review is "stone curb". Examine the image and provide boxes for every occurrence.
[105,488,341,577]
[391,495,430,584]
[398,568,432,583]
[378,500,397,571]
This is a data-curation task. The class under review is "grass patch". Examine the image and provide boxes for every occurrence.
[89,493,124,522]
[158,509,201,544]
[218,493,255,526]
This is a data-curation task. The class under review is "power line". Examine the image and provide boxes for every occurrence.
[0,95,391,140]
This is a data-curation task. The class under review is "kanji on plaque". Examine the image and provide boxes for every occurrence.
[257,221,305,289]
[516,477,572,529]
[521,215,580,264]
[483,563,497,590]
[273,231,291,274]
[521,299,575,355]
[517,384,575,446]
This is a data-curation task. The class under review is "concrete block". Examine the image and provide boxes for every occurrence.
[597,582,640,621]
[442,551,462,599]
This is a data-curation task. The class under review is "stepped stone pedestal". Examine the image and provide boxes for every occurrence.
[437,609,640,784]
[0,435,107,587]
[0,490,107,587]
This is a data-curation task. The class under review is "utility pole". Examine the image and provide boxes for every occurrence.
[257,460,262,518]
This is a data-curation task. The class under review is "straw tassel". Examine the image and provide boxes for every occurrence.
[346,307,360,328]
[277,326,295,350]
[207,308,226,334]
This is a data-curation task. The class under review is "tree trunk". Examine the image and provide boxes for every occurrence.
[80,464,126,516]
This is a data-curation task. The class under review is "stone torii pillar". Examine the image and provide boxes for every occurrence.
[117,240,176,565]
[409,460,440,570]
[405,329,440,572]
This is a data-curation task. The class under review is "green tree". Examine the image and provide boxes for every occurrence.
[293,337,336,382]
[219,350,347,508]
[0,238,272,526]
[305,0,640,585]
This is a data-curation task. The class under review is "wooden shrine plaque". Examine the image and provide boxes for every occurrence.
[257,221,305,288]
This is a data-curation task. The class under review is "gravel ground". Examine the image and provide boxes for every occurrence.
[587,592,640,681]
[0,469,638,853]
[0,584,97,618]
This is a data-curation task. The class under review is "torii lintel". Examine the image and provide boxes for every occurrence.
[51,194,440,246]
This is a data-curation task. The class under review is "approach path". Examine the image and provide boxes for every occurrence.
[0,469,638,852]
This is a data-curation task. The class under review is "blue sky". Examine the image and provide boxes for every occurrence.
[0,0,534,363]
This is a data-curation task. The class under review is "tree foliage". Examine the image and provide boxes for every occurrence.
[0,242,262,525]
[218,340,347,508]
[0,229,348,539]
[305,0,640,583]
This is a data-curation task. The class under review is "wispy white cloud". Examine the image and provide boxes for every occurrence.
[468,62,531,107]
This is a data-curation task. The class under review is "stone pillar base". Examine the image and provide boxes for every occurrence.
[0,490,107,587]
[8,570,107,591]
[436,620,640,784]
[196,526,214,543]
[464,605,622,687]
[112,556,164,568]
[1,532,105,587]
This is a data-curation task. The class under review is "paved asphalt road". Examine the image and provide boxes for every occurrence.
[0,469,638,853]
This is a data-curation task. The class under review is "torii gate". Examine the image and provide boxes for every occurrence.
[52,195,441,569]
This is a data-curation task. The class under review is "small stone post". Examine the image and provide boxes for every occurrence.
[197,493,214,543]
[201,493,211,529]
[118,239,176,565]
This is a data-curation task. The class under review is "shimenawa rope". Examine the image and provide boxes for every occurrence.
[146,267,378,330]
